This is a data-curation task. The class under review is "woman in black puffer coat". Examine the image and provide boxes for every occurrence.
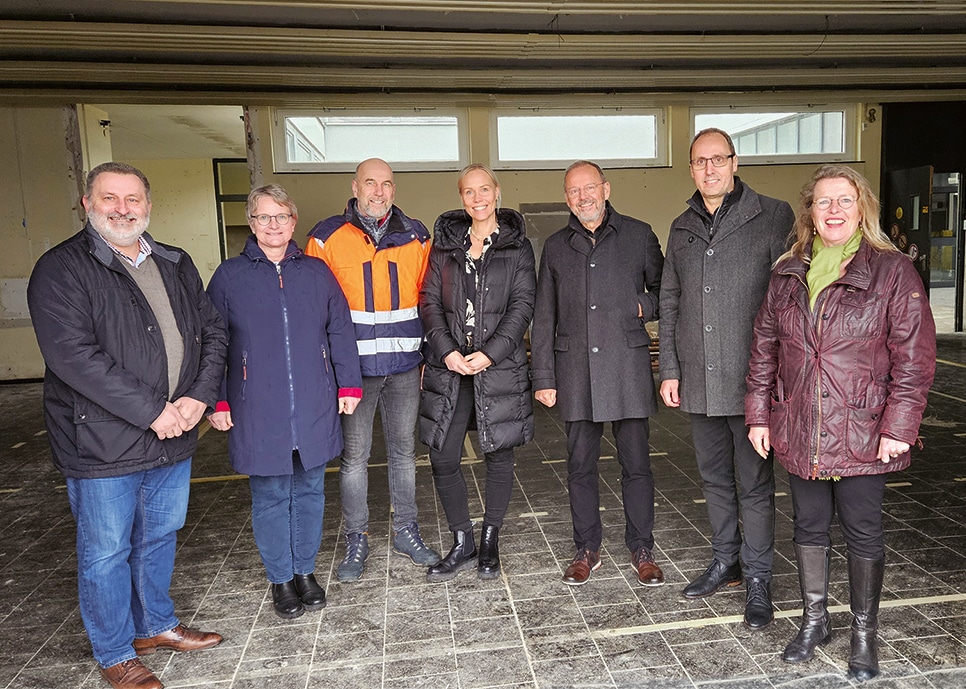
[419,163,536,582]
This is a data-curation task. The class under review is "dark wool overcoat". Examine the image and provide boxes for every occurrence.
[659,178,793,416]
[418,208,536,453]
[530,203,664,423]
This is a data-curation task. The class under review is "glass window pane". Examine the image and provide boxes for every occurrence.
[694,109,848,161]
[822,111,844,153]
[799,113,822,153]
[283,115,460,164]
[496,114,656,162]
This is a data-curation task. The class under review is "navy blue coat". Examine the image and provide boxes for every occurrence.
[206,237,362,476]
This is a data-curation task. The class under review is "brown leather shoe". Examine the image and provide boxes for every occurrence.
[133,624,222,656]
[562,548,601,586]
[100,658,163,689]
[632,546,665,587]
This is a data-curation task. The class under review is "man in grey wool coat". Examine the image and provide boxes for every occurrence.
[531,160,666,590]
[659,128,793,629]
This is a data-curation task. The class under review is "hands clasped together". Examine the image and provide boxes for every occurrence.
[443,350,492,376]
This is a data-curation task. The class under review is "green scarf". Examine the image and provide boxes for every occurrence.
[806,230,862,310]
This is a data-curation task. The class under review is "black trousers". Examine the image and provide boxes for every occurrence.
[690,414,776,579]
[429,377,515,532]
[564,418,654,553]
[788,472,887,560]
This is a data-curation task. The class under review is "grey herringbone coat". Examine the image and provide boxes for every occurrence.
[659,178,793,416]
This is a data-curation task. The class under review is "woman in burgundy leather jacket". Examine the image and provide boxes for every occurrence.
[745,165,935,681]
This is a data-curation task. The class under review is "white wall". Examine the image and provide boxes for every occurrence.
[0,105,81,379]
[127,158,222,285]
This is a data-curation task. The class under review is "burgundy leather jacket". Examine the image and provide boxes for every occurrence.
[745,240,935,480]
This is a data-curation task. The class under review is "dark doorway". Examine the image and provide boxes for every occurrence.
[881,101,966,332]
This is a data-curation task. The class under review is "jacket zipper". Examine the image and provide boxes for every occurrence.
[276,261,299,450]
[322,345,330,373]
[241,350,248,400]
[811,294,828,479]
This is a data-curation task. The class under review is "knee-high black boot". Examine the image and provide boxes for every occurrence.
[847,553,885,681]
[783,544,831,663]
[426,529,477,583]
[478,523,500,579]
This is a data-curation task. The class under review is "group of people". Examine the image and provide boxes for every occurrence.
[26,126,935,689]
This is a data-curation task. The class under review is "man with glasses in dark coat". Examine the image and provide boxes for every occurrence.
[659,128,793,629]
[532,160,665,589]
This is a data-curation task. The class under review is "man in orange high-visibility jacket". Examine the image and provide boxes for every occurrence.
[306,158,439,582]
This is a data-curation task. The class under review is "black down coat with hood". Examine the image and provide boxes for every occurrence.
[418,207,536,453]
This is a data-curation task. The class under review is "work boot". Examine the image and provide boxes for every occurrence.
[337,532,369,582]
[392,522,441,565]
[783,544,832,663]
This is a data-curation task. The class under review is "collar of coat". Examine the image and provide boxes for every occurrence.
[566,200,618,236]
[241,234,303,265]
[306,199,430,248]
[778,237,874,292]
[432,207,528,252]
[680,177,762,243]
[85,223,181,269]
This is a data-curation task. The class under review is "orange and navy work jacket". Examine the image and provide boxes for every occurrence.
[306,202,431,377]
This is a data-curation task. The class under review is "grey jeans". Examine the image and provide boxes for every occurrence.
[339,367,420,534]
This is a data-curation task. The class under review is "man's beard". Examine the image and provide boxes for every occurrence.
[88,208,150,247]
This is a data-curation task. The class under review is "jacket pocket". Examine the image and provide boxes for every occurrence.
[241,350,249,401]
[838,292,884,340]
[73,403,146,466]
[623,327,650,348]
[845,404,885,463]
[769,397,791,456]
[554,335,569,352]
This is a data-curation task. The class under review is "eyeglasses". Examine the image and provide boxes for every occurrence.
[813,196,856,210]
[689,154,735,169]
[565,182,605,199]
[250,213,293,226]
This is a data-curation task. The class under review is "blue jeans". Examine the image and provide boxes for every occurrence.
[340,367,420,534]
[66,459,190,669]
[248,453,327,583]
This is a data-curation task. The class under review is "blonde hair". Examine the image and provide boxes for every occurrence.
[782,164,897,263]
[457,163,500,192]
[247,184,298,219]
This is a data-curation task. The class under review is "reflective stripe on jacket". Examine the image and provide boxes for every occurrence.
[306,203,431,377]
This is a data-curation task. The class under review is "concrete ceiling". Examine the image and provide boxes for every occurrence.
[1,1,966,106]
[90,104,246,160]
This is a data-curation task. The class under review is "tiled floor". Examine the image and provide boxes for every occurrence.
[4,337,966,688]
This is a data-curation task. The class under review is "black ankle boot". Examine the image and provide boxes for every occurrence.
[847,554,885,681]
[271,579,305,619]
[783,544,831,663]
[427,529,477,583]
[478,523,500,580]
[293,572,327,611]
